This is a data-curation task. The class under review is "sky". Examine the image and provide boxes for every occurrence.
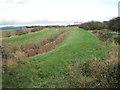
[0,0,119,26]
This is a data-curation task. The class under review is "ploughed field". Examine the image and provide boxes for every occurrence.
[2,27,118,88]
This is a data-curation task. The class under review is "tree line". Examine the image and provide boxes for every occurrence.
[79,17,120,31]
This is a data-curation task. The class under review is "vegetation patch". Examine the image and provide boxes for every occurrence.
[31,27,43,32]
[79,21,108,30]
[2,27,118,88]
[15,29,29,35]
[21,30,69,56]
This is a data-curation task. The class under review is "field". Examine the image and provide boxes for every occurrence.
[2,27,118,88]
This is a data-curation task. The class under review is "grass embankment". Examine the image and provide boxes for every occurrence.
[3,28,57,45]
[29,27,106,74]
[3,27,110,88]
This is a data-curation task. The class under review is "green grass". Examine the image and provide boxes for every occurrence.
[3,28,57,45]
[3,27,107,88]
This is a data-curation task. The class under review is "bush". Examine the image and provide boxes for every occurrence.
[2,42,29,71]
[99,65,119,88]
[79,21,108,30]
[31,27,43,32]
[114,37,120,44]
[5,32,11,37]
[108,17,120,32]
[15,30,28,35]
[31,28,39,32]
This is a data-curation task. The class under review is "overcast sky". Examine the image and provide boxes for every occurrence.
[0,0,119,26]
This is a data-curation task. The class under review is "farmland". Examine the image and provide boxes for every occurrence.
[2,26,118,88]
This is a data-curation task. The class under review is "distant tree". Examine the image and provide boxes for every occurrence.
[108,17,120,31]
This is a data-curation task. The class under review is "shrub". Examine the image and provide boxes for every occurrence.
[108,17,120,32]
[5,32,11,37]
[94,30,119,44]
[79,21,108,30]
[2,42,27,70]
[15,30,28,35]
[0,46,2,55]
[114,37,120,44]
[31,27,43,32]
[31,28,39,32]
